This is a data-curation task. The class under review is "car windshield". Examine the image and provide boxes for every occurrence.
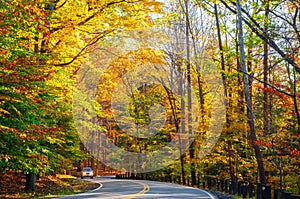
[83,167,92,171]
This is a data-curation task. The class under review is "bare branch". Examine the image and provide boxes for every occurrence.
[219,0,300,74]
[214,58,295,98]
[78,0,138,26]
[55,29,116,66]
[55,0,68,10]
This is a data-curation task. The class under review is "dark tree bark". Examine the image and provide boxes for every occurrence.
[236,0,267,184]
[190,4,206,187]
[214,3,236,182]
[179,67,186,185]
[263,0,270,136]
[183,0,196,187]
[287,61,300,131]
[235,24,244,114]
[25,173,36,192]
[165,84,186,185]
[90,129,95,171]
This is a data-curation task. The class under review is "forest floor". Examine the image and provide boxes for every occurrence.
[0,173,100,198]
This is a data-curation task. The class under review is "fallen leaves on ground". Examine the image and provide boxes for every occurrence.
[0,173,99,198]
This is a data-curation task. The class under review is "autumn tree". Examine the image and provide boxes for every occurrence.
[1,0,163,191]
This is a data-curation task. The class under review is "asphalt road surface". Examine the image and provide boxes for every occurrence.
[54,176,216,199]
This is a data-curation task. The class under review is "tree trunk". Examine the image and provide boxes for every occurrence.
[91,130,95,171]
[179,69,186,185]
[292,70,300,131]
[164,83,186,185]
[214,3,236,181]
[263,1,270,136]
[228,141,236,181]
[25,173,36,192]
[184,0,196,187]
[287,60,300,131]
[214,3,227,100]
[235,19,244,114]
[219,0,300,75]
[189,3,206,187]
[236,0,267,184]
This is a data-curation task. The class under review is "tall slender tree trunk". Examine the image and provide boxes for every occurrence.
[190,12,205,188]
[172,12,186,184]
[164,83,186,185]
[179,67,186,185]
[90,129,95,170]
[214,3,236,181]
[188,9,206,186]
[214,4,227,100]
[236,0,267,184]
[27,31,41,192]
[184,0,196,186]
[293,69,300,131]
[263,1,270,135]
[235,18,244,114]
[247,35,253,102]
[25,173,36,192]
[287,62,300,130]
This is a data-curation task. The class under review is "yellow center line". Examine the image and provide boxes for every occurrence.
[122,181,150,199]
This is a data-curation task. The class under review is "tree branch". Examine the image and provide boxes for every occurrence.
[78,0,136,26]
[229,61,294,97]
[268,9,300,42]
[219,0,300,74]
[54,29,115,66]
[55,0,68,10]
[212,57,294,98]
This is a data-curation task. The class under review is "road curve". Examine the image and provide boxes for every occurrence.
[133,179,215,199]
[53,176,216,199]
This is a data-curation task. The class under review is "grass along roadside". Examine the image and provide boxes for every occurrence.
[0,173,100,198]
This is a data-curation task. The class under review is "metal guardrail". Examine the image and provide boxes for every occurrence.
[116,173,300,199]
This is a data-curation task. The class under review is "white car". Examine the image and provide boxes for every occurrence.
[81,167,94,179]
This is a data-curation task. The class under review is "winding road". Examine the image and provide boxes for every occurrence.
[54,176,216,199]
